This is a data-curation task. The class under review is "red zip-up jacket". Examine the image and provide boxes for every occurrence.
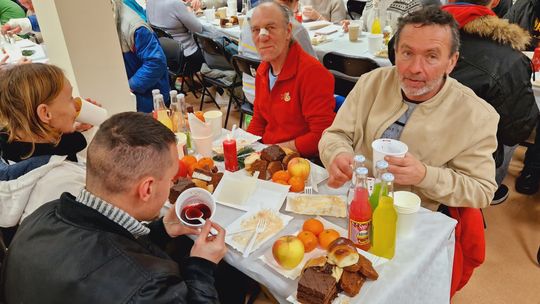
[247,42,335,158]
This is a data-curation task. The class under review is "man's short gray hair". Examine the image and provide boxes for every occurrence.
[394,6,460,56]
[254,0,291,26]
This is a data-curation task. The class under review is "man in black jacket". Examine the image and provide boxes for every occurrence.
[1,112,227,303]
[441,0,538,204]
[505,0,540,195]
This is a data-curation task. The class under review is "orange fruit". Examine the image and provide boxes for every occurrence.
[297,231,318,252]
[272,170,290,183]
[189,162,200,177]
[198,157,214,170]
[318,229,340,250]
[275,180,289,185]
[302,218,324,236]
[288,176,305,192]
[195,111,205,122]
[181,155,197,167]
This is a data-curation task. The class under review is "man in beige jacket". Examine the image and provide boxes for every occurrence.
[319,6,499,210]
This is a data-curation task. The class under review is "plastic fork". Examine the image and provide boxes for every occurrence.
[242,218,267,257]
[304,186,313,195]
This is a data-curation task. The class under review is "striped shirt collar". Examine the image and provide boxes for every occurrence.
[76,188,150,237]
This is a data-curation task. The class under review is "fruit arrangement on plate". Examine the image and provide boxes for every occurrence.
[169,155,224,203]
[244,145,310,192]
[296,237,379,304]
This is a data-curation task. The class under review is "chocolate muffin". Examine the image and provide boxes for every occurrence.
[169,178,196,203]
[297,267,338,304]
[260,145,286,162]
[339,271,366,297]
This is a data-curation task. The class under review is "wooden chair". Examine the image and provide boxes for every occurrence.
[322,52,379,97]
[231,54,261,128]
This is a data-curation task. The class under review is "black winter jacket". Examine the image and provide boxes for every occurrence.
[504,0,540,51]
[0,193,220,304]
[449,15,538,165]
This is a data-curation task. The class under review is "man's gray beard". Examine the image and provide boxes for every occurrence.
[400,77,443,98]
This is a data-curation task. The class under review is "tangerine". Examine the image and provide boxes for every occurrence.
[272,170,290,183]
[181,155,197,167]
[297,231,318,252]
[274,180,289,185]
[302,218,324,236]
[288,176,305,192]
[318,229,340,250]
[198,157,214,170]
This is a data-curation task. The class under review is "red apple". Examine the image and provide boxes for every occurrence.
[287,157,310,180]
[272,235,305,269]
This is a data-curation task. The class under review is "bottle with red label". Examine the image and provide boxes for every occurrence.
[348,167,372,251]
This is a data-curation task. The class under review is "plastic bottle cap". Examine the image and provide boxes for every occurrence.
[354,154,366,163]
[355,167,368,176]
[375,160,389,169]
[381,172,394,182]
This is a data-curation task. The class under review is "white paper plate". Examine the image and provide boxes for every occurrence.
[259,216,385,280]
[225,209,293,256]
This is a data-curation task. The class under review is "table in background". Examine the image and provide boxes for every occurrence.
[2,38,48,64]
[212,178,456,304]
[200,18,391,67]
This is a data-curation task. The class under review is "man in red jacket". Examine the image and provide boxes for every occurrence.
[246,1,336,158]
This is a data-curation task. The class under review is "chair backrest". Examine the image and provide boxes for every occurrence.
[347,0,367,19]
[150,24,173,39]
[231,54,261,78]
[158,37,185,75]
[323,52,379,97]
[194,32,234,71]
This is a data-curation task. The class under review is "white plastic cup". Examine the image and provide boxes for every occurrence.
[349,24,360,42]
[371,138,408,172]
[368,33,384,54]
[394,191,421,238]
[175,188,216,228]
[75,97,108,126]
[205,8,215,21]
[227,0,237,17]
[203,110,223,139]
[175,132,187,159]
[192,134,213,157]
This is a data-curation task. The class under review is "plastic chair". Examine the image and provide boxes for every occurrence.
[347,0,366,19]
[157,37,201,98]
[194,32,243,119]
[322,52,379,97]
[231,54,261,128]
[150,24,173,39]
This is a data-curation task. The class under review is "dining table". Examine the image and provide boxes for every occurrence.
[1,37,48,64]
[176,129,458,304]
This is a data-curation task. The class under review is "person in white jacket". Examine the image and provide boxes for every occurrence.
[0,63,100,244]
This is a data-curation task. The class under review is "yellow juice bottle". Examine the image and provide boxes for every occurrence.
[371,16,382,34]
[370,172,398,259]
[153,93,173,130]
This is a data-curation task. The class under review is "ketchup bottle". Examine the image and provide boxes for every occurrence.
[348,167,372,251]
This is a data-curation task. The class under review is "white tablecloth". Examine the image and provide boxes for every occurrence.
[2,38,48,64]
[212,178,456,304]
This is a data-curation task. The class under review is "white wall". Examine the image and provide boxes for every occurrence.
[32,0,135,115]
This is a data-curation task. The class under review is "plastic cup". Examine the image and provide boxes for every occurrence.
[216,7,227,19]
[371,138,408,172]
[227,0,237,17]
[74,97,108,126]
[175,132,187,159]
[204,8,215,22]
[238,15,246,28]
[349,24,360,42]
[192,134,213,157]
[368,33,384,54]
[203,110,223,139]
[175,188,216,228]
[394,191,421,238]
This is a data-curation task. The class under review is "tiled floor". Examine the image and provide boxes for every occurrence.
[187,92,540,304]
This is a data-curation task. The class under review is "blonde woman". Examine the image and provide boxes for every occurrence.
[0,63,97,244]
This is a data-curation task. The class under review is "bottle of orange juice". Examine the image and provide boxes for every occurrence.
[349,167,372,251]
[153,93,173,130]
[370,172,398,259]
